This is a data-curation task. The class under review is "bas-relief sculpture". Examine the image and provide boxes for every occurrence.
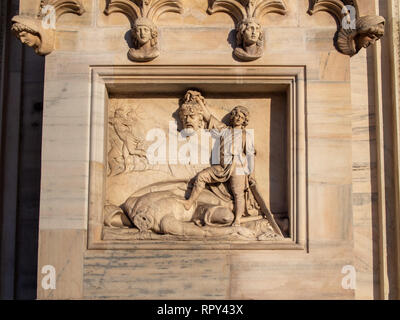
[207,0,288,61]
[11,0,85,56]
[104,0,183,62]
[308,0,385,56]
[104,90,284,241]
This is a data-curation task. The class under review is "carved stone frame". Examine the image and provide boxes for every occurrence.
[87,65,307,250]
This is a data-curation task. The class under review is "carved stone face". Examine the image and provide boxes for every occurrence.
[114,109,124,118]
[232,111,246,127]
[18,30,41,49]
[230,106,249,128]
[357,34,378,49]
[132,17,157,50]
[353,17,385,54]
[243,21,261,46]
[11,17,55,56]
[135,25,152,45]
[179,105,204,132]
[355,23,384,50]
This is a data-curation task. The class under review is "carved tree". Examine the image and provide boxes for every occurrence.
[11,0,85,56]
[104,0,183,62]
[207,0,288,61]
[308,0,385,56]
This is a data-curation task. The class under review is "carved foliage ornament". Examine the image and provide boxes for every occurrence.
[11,0,85,56]
[308,0,359,19]
[104,0,183,62]
[38,0,85,19]
[207,0,288,61]
[308,0,385,56]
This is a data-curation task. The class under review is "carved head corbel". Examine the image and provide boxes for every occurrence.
[308,0,385,56]
[337,15,385,56]
[11,15,54,55]
[11,0,85,56]
[207,0,288,61]
[104,0,183,62]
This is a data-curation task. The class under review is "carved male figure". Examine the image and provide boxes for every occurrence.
[128,17,160,62]
[338,15,385,56]
[234,17,264,61]
[182,98,255,227]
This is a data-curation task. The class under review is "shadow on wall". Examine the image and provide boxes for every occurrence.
[270,94,289,237]
[0,0,44,300]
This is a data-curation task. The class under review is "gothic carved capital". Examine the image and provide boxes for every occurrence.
[207,0,288,61]
[104,0,183,62]
[11,0,85,56]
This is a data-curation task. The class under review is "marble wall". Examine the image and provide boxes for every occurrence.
[20,0,399,299]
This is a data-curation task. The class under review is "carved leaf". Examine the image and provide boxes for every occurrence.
[39,0,85,20]
[308,0,359,23]
[104,0,142,25]
[208,0,287,25]
[146,0,183,21]
[309,0,358,11]
[104,0,182,24]
[253,0,287,18]
[207,0,248,25]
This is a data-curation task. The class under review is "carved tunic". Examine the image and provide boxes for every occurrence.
[205,115,254,182]
[196,116,258,216]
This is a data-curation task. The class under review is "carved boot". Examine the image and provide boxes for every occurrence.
[232,195,245,227]
[183,184,203,210]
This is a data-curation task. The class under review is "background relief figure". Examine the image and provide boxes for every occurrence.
[108,108,148,176]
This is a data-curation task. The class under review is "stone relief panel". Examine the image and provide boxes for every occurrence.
[104,0,183,62]
[308,0,385,56]
[11,0,85,55]
[103,90,289,242]
[207,0,288,61]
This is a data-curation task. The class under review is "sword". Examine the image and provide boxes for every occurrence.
[248,177,283,237]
